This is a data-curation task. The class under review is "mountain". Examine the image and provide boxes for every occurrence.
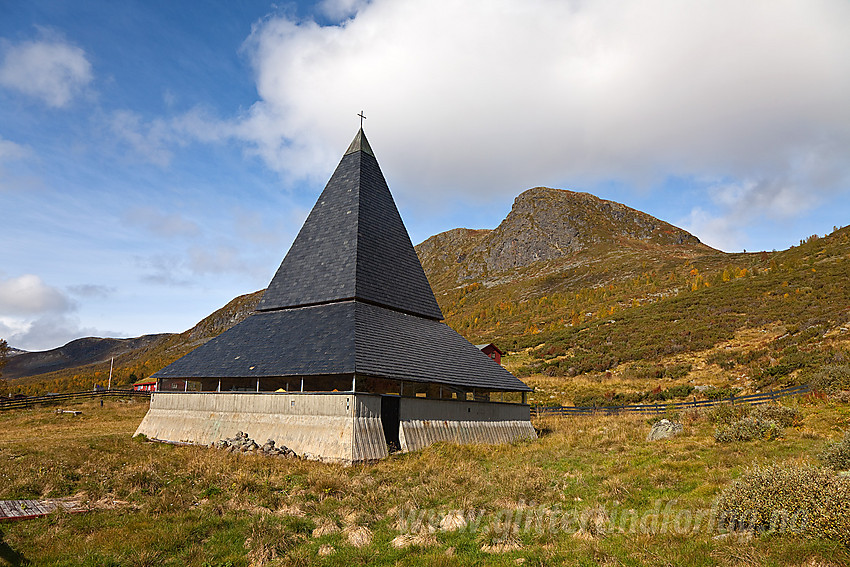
[418,187,712,289]
[2,335,167,380]
[5,187,849,398]
[4,290,262,394]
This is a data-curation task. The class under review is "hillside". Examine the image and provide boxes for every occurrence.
[5,187,849,401]
[2,335,167,380]
[5,290,263,394]
[419,187,725,341]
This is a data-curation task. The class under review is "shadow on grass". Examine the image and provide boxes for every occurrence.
[0,527,28,566]
[534,425,554,437]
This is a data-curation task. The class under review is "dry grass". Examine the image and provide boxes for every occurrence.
[0,398,848,565]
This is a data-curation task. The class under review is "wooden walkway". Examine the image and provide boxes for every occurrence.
[0,499,84,522]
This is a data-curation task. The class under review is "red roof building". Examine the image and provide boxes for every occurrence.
[132,377,157,392]
[476,343,504,365]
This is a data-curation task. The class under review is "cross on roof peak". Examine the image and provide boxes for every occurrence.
[358,111,366,128]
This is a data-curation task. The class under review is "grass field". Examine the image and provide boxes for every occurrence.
[1,396,849,566]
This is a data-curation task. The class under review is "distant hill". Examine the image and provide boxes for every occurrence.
[5,290,262,394]
[6,186,849,397]
[2,335,167,380]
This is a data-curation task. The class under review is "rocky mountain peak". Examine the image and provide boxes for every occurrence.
[417,187,709,286]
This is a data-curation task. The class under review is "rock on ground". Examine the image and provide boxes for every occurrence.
[647,419,683,441]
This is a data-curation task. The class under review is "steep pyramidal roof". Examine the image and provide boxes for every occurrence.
[153,128,530,393]
[257,129,443,321]
[155,301,531,392]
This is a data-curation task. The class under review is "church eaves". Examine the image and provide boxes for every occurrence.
[257,129,443,320]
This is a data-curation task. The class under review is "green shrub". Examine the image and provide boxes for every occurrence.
[662,383,695,398]
[714,417,781,442]
[708,403,751,425]
[820,431,850,471]
[810,363,850,394]
[702,386,742,400]
[750,404,802,427]
[716,463,850,545]
[628,363,665,380]
[707,349,741,370]
[663,363,692,379]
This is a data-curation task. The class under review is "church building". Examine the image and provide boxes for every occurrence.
[135,128,536,463]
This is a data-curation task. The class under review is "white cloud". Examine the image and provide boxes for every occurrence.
[0,314,121,352]
[0,35,93,107]
[135,245,260,287]
[110,110,174,167]
[0,274,118,351]
[108,106,234,166]
[230,0,850,217]
[0,274,72,316]
[680,207,743,252]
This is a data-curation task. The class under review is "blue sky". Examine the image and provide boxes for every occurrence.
[1,0,849,351]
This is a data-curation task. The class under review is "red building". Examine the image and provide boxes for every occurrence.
[476,343,504,365]
[132,377,157,392]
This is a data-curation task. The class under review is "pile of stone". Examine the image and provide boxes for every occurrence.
[211,432,297,458]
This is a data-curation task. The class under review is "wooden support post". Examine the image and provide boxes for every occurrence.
[217,378,221,392]
[256,377,260,392]
[300,378,304,392]
[351,375,356,392]
[522,391,527,405]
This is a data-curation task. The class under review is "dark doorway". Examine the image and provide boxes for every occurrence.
[381,395,401,452]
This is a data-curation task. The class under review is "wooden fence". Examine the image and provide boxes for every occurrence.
[0,389,151,412]
[1,384,813,416]
[532,384,811,418]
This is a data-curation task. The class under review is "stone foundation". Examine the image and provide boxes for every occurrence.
[135,392,536,464]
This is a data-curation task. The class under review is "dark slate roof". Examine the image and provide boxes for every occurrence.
[154,301,531,392]
[257,129,443,321]
[155,128,532,394]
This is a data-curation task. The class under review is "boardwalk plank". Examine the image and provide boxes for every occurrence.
[0,499,72,522]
